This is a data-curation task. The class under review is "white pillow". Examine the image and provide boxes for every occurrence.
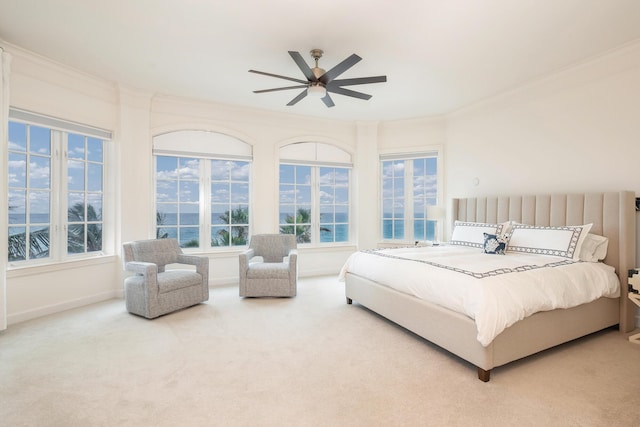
[578,233,609,262]
[450,221,505,248]
[506,223,592,260]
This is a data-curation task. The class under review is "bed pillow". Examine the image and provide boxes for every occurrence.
[483,233,507,255]
[505,223,592,260]
[450,221,505,248]
[578,233,609,262]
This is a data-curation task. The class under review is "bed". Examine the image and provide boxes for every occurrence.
[342,192,636,382]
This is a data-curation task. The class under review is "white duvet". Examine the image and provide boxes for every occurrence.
[339,245,620,347]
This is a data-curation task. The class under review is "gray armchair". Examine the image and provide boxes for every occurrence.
[122,238,209,318]
[239,234,297,297]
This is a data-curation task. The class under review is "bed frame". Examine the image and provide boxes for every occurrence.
[346,191,636,382]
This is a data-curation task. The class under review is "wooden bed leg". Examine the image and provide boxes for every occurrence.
[346,297,353,304]
[478,368,490,382]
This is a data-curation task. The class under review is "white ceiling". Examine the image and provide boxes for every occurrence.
[1,0,639,121]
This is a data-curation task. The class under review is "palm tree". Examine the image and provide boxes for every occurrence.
[8,227,50,261]
[67,202,102,253]
[8,202,103,260]
[279,208,332,243]
[280,208,312,243]
[156,211,169,239]
[8,201,51,261]
[212,207,249,246]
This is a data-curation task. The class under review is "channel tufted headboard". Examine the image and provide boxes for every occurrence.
[451,191,637,332]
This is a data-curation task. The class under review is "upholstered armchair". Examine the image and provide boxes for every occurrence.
[239,234,297,297]
[122,238,209,318]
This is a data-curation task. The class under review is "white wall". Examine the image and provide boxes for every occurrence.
[445,42,640,201]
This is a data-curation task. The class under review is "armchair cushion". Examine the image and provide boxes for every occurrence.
[246,262,290,280]
[157,270,204,293]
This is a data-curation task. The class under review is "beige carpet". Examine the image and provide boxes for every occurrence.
[1,275,639,427]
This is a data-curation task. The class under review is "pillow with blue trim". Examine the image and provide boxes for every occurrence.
[450,221,505,248]
[483,233,507,255]
[505,223,592,260]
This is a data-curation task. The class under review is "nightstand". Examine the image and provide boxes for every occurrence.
[628,269,640,344]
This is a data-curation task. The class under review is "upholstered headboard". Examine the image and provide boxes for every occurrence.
[451,191,636,332]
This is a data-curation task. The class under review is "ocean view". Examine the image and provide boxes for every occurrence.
[156,212,350,244]
[13,213,432,243]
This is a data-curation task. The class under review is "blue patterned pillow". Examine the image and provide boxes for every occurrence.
[483,233,507,255]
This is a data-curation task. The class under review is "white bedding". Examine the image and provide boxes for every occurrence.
[339,245,620,346]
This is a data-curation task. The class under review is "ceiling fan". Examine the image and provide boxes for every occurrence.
[249,49,387,108]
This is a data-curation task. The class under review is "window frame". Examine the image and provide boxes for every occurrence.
[278,142,353,247]
[380,148,443,244]
[7,108,112,267]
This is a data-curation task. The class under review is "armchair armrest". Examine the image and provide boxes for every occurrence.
[285,249,298,265]
[176,254,209,286]
[125,261,157,276]
[239,248,255,277]
[124,261,159,293]
[286,249,298,281]
[177,254,207,270]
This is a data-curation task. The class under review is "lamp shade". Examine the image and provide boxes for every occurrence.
[426,205,444,220]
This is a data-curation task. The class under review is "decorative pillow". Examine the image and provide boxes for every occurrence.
[450,221,505,248]
[578,233,609,262]
[500,221,514,236]
[483,233,507,255]
[505,223,592,260]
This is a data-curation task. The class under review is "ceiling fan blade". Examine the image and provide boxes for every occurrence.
[322,93,335,108]
[253,85,308,94]
[326,86,372,100]
[318,54,362,84]
[249,69,308,85]
[286,89,308,106]
[329,76,387,86]
[288,51,316,82]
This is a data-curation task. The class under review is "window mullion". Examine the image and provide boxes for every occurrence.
[53,131,65,261]
[404,160,414,242]
[312,167,319,245]
[201,160,211,249]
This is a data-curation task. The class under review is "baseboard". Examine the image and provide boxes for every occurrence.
[8,290,119,325]
[207,270,339,287]
[300,268,340,278]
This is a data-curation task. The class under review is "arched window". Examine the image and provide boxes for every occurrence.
[279,142,352,245]
[153,130,252,249]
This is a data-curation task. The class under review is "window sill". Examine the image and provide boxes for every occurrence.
[181,243,357,257]
[377,240,439,248]
[297,244,358,253]
[7,254,117,279]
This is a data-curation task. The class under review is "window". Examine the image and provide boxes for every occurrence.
[7,109,110,263]
[155,156,201,247]
[153,130,251,250]
[279,142,351,245]
[381,152,440,242]
[66,133,105,254]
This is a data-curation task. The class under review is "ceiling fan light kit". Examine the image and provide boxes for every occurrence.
[249,49,387,108]
[307,82,326,98]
